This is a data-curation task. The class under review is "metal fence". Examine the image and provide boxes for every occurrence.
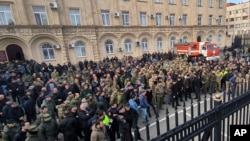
[135,79,250,141]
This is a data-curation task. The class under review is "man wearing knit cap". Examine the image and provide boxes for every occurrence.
[38,113,58,141]
[25,124,40,141]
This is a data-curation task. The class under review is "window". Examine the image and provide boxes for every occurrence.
[75,41,86,57]
[141,38,148,51]
[219,0,223,8]
[197,0,202,7]
[140,12,147,26]
[182,36,188,43]
[105,40,114,54]
[236,17,241,21]
[209,0,213,7]
[124,39,132,52]
[208,15,213,26]
[170,14,175,26]
[218,16,222,25]
[207,35,212,42]
[170,37,176,48]
[156,13,162,26]
[155,0,161,3]
[33,6,48,25]
[182,15,187,26]
[42,43,55,60]
[0,5,14,25]
[217,35,222,44]
[156,37,163,50]
[69,8,81,26]
[182,0,187,5]
[122,11,130,26]
[197,15,202,26]
[101,11,110,26]
[169,0,174,4]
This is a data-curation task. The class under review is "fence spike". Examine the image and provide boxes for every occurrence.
[198,98,201,116]
[204,92,207,112]
[191,97,194,119]
[210,93,213,110]
[175,106,179,127]
[156,115,160,136]
[165,107,170,131]
[145,122,150,140]
[183,101,186,123]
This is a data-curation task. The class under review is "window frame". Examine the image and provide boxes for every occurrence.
[170,14,175,26]
[218,16,222,25]
[140,12,147,26]
[182,15,187,26]
[124,39,132,52]
[101,11,110,26]
[0,4,14,25]
[69,8,81,26]
[156,37,163,50]
[141,38,148,51]
[197,15,202,26]
[41,43,55,61]
[197,0,202,7]
[209,0,213,7]
[182,36,188,43]
[169,0,175,4]
[75,41,86,57]
[170,37,176,48]
[32,6,48,25]
[208,15,213,26]
[156,13,162,26]
[105,40,114,54]
[217,34,222,44]
[122,11,130,26]
[182,0,187,5]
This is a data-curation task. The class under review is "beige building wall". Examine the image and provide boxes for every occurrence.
[0,0,227,65]
[226,2,250,46]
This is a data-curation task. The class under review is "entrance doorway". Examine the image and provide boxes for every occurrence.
[6,44,25,61]
[197,36,201,42]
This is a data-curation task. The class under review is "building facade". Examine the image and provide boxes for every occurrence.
[0,0,226,65]
[226,1,250,47]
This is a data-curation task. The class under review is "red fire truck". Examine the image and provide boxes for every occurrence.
[174,42,220,60]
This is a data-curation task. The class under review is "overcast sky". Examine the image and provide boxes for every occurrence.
[227,0,248,3]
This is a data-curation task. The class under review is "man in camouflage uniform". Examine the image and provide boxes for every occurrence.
[154,77,165,112]
[208,71,217,94]
[201,70,209,94]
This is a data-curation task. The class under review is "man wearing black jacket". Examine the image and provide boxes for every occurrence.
[58,111,79,141]
[77,102,94,141]
[13,121,30,141]
[171,79,180,108]
[193,73,202,99]
[7,78,19,102]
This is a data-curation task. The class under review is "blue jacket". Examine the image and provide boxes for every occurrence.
[139,95,149,108]
[128,99,139,112]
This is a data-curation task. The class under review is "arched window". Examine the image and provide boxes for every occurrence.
[42,43,55,60]
[124,39,132,52]
[75,41,86,57]
[170,37,176,48]
[141,38,148,51]
[182,36,188,43]
[217,34,222,44]
[156,37,163,50]
[207,35,212,42]
[105,40,114,54]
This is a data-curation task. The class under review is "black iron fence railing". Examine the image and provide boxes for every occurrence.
[135,78,250,141]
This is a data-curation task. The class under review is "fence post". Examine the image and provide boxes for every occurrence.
[165,108,170,131]
[213,93,222,141]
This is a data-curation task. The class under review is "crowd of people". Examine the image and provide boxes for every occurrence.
[0,51,249,141]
